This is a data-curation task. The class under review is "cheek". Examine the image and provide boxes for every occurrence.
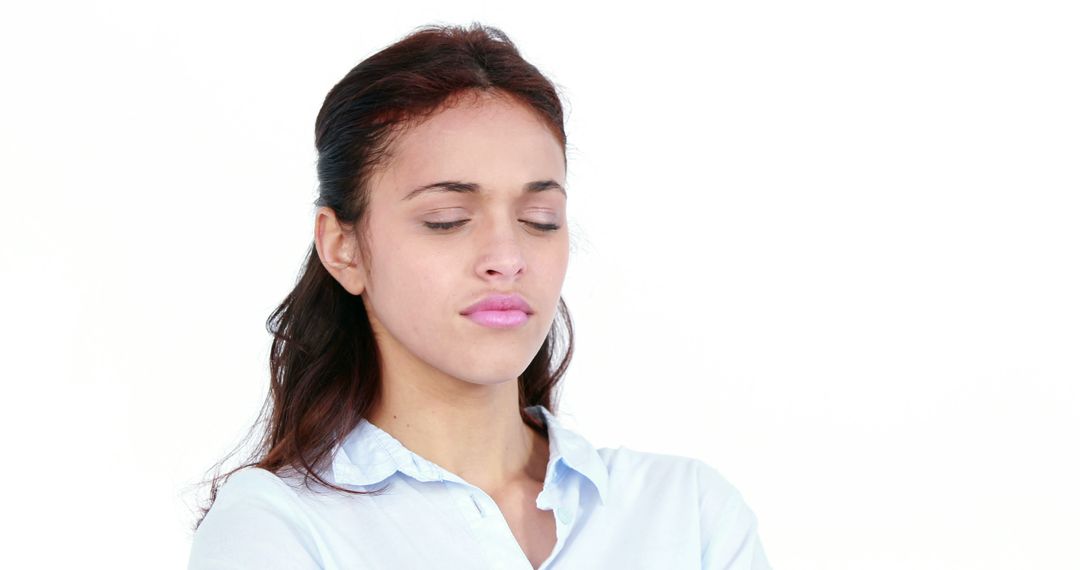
[539,238,570,281]
[372,246,457,322]
[533,243,570,316]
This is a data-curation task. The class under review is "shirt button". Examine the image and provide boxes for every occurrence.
[555,506,572,525]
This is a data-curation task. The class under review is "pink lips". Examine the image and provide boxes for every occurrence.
[460,293,534,329]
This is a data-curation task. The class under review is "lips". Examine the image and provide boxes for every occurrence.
[460,293,534,329]
[460,293,534,316]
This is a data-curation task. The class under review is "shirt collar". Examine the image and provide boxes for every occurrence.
[330,404,609,506]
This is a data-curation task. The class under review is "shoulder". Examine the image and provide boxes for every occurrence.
[594,446,743,510]
[188,467,325,570]
[202,467,320,520]
[215,466,302,499]
[597,445,738,497]
[597,447,771,569]
[690,459,772,570]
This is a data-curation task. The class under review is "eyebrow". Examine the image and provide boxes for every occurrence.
[402,179,566,201]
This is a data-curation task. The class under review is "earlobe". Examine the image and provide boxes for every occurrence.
[314,207,366,296]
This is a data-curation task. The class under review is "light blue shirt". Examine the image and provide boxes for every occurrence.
[188,405,771,569]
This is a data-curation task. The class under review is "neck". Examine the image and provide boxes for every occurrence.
[367,366,549,496]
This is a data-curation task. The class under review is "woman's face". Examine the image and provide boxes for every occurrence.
[353,93,569,387]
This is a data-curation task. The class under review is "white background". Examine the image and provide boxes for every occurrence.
[2,1,1077,568]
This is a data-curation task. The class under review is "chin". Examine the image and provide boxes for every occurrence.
[459,376,521,388]
[451,361,532,386]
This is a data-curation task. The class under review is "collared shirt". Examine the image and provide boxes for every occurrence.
[188,405,771,569]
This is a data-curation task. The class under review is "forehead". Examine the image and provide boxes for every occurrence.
[374,94,566,197]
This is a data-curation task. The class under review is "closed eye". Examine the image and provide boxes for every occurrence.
[424,220,469,231]
[423,220,561,232]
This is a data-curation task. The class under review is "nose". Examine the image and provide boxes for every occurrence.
[473,217,526,282]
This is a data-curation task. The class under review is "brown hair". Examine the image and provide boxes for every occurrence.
[192,22,575,530]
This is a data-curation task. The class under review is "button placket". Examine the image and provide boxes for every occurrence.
[458,486,536,569]
[470,492,486,517]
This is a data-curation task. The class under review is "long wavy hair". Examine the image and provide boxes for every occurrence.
[192,22,575,530]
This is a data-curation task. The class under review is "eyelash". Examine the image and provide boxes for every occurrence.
[424,220,560,232]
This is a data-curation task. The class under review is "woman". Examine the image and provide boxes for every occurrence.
[189,22,770,570]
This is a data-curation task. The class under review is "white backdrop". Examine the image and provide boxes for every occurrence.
[1,1,1077,568]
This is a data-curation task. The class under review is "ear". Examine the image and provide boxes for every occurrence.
[314,206,366,296]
